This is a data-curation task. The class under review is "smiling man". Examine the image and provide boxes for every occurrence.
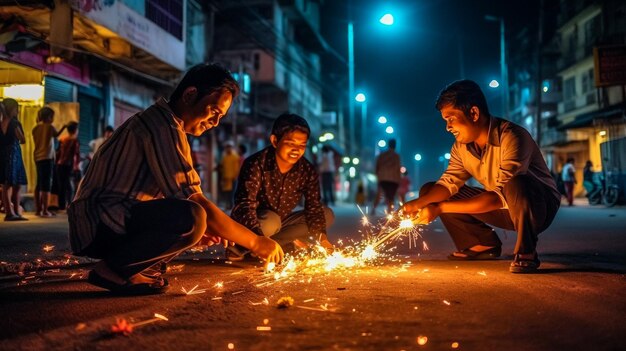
[229,114,334,260]
[402,80,560,273]
[69,64,283,295]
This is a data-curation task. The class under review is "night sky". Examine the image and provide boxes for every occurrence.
[321,0,542,183]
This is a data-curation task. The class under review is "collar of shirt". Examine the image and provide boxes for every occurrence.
[155,97,185,130]
[466,116,500,159]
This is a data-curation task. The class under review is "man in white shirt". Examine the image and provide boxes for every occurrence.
[402,80,560,273]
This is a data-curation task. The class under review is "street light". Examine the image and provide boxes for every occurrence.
[378,140,386,148]
[489,79,500,88]
[485,14,508,118]
[385,126,394,134]
[379,13,394,26]
[378,116,387,124]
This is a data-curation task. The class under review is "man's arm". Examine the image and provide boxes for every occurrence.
[190,193,283,263]
[415,191,502,224]
[52,124,67,138]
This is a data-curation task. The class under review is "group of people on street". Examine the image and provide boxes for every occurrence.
[0,97,114,221]
[59,64,563,296]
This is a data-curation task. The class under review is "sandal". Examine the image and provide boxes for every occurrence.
[4,214,27,221]
[509,253,541,273]
[87,270,169,295]
[447,246,501,260]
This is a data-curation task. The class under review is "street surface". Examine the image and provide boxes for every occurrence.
[0,199,625,351]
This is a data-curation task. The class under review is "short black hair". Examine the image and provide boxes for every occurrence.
[170,63,240,103]
[435,80,490,118]
[105,125,114,133]
[388,138,397,149]
[67,121,79,133]
[39,106,55,122]
[2,98,18,115]
[270,113,311,141]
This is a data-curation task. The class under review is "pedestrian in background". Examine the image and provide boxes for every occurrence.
[561,157,576,206]
[32,106,67,217]
[55,121,80,211]
[84,125,113,173]
[397,170,411,204]
[371,138,401,215]
[219,141,240,210]
[319,145,336,206]
[0,98,28,221]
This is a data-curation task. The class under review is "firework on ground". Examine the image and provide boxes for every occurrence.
[253,210,426,285]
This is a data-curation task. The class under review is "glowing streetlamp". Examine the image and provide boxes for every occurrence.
[378,116,387,124]
[385,126,394,134]
[379,13,394,26]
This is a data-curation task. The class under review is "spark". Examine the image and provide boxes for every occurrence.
[443,300,451,306]
[303,298,314,303]
[181,284,207,295]
[417,336,428,345]
[256,326,271,331]
[228,343,235,350]
[214,281,224,289]
[452,342,460,348]
[478,271,487,276]
[43,245,54,253]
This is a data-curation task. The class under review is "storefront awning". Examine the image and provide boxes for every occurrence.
[557,105,624,130]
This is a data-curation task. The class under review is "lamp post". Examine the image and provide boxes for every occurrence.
[414,153,422,190]
[347,13,393,156]
[355,93,367,160]
[485,15,508,118]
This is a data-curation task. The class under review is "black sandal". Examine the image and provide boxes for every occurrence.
[88,270,169,295]
[509,253,541,273]
[447,246,501,260]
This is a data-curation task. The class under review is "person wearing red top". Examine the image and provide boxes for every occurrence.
[55,121,80,211]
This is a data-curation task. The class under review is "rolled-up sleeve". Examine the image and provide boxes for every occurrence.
[436,143,471,197]
[140,122,202,199]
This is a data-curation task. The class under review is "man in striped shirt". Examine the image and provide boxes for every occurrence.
[69,64,283,295]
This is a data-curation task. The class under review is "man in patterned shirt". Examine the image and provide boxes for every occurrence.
[229,114,334,260]
[69,64,283,295]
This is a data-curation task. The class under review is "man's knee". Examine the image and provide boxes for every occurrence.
[180,201,207,246]
[323,207,335,228]
[503,175,534,204]
[258,209,281,236]
[419,182,437,197]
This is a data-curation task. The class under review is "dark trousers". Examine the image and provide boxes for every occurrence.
[564,181,574,205]
[55,164,73,210]
[421,175,560,255]
[321,172,335,206]
[84,199,206,279]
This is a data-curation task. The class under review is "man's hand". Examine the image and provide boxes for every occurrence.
[414,203,442,225]
[319,234,334,253]
[198,233,233,248]
[401,199,424,217]
[250,236,284,264]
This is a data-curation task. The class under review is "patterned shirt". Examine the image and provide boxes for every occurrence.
[436,117,560,208]
[231,147,327,238]
[68,98,202,254]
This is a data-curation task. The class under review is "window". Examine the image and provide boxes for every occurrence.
[582,69,594,93]
[563,77,576,101]
[584,15,601,46]
[146,0,183,40]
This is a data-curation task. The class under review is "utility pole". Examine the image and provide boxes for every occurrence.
[535,0,544,146]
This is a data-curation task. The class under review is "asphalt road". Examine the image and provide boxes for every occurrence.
[0,200,625,351]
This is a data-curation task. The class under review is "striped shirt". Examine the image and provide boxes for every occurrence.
[376,149,401,184]
[436,117,560,209]
[68,98,202,254]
